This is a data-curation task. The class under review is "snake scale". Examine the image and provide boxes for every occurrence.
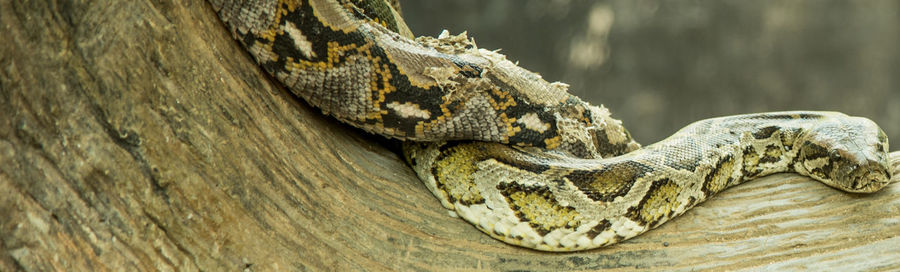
[209,0,893,251]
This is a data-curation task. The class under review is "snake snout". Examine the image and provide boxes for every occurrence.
[843,158,892,193]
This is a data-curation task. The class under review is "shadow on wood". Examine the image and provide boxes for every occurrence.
[2,1,899,271]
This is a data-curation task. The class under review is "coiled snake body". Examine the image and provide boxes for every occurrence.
[209,0,892,251]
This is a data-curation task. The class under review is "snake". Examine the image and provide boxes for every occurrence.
[208,0,893,251]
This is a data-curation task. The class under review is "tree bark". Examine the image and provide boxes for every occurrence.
[1,1,899,271]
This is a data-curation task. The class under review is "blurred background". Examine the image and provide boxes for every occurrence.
[402,0,899,145]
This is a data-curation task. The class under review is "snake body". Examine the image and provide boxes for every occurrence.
[209,0,892,251]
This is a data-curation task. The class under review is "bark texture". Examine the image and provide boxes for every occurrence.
[2,1,899,271]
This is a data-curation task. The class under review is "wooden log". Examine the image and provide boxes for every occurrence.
[1,0,898,271]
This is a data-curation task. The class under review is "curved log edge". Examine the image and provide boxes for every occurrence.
[1,1,898,271]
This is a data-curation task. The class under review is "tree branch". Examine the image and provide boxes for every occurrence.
[2,0,898,270]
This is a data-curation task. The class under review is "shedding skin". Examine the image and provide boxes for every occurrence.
[209,0,893,251]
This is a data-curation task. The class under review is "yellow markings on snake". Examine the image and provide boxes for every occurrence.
[743,146,761,175]
[635,179,682,226]
[498,113,521,139]
[488,87,516,111]
[705,156,735,194]
[543,135,562,150]
[764,145,783,161]
[500,183,580,234]
[432,146,485,205]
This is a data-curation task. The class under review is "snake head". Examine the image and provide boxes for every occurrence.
[795,116,892,193]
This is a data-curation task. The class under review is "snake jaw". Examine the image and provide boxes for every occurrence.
[833,153,892,193]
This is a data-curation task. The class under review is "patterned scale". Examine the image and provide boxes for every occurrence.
[209,0,892,251]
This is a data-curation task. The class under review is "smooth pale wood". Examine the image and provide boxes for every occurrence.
[1,0,898,271]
